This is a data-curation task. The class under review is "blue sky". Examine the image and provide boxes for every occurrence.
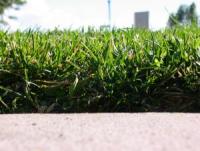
[3,0,200,30]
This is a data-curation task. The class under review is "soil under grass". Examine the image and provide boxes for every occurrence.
[0,26,199,113]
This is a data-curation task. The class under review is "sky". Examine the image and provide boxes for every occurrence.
[2,0,200,31]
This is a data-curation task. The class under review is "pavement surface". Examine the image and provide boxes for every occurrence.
[0,113,200,151]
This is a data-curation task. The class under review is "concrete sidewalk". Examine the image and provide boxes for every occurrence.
[0,113,199,151]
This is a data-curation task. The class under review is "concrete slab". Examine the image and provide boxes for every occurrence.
[0,113,199,151]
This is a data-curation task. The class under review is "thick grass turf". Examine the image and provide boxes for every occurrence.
[0,27,199,113]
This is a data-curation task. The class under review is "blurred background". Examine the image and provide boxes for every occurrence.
[0,0,200,31]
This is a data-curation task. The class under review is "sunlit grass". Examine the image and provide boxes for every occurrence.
[0,27,199,113]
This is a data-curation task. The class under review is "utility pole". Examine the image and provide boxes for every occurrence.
[108,0,111,28]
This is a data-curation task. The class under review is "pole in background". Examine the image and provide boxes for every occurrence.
[108,0,111,28]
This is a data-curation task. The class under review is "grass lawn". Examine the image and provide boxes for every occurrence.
[0,26,199,113]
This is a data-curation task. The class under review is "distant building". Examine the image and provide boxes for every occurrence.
[134,11,149,29]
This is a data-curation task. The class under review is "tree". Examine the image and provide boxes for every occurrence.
[167,3,198,27]
[176,5,187,23]
[187,3,198,25]
[0,0,26,24]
